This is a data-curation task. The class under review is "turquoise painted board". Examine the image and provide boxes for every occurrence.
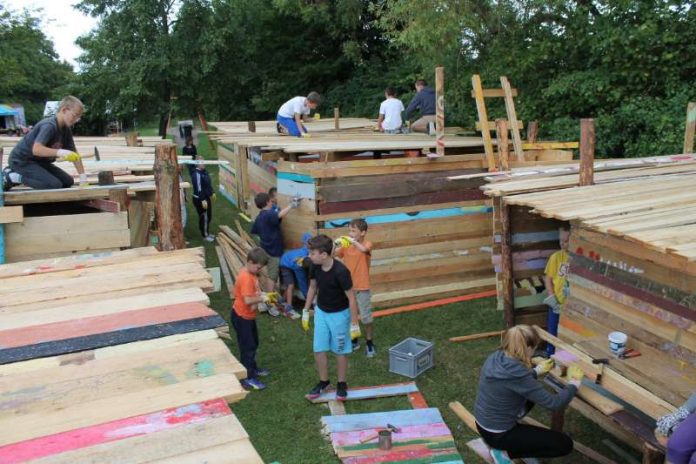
[322,408,444,433]
[310,382,418,403]
[277,171,314,183]
[324,206,492,229]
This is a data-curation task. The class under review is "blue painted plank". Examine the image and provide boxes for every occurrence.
[324,206,492,229]
[277,171,315,183]
[310,382,418,403]
[322,408,444,433]
[494,231,559,245]
[218,187,238,206]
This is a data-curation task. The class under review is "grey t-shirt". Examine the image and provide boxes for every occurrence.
[9,116,76,163]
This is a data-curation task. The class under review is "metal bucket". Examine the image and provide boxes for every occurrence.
[378,429,392,450]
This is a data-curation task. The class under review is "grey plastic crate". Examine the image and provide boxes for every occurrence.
[388,337,434,378]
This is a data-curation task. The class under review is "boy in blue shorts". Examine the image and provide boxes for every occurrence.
[276,92,321,137]
[302,234,360,401]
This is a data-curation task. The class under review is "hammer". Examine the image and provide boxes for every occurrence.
[592,358,609,384]
[359,423,401,444]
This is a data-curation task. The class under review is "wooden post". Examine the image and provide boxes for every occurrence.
[154,143,185,251]
[334,107,340,130]
[0,147,5,264]
[472,74,496,171]
[247,121,256,133]
[495,119,510,171]
[500,76,524,161]
[435,67,445,157]
[527,121,539,143]
[579,118,595,186]
[684,102,696,154]
[108,187,129,212]
[498,197,515,328]
[98,171,115,186]
[125,132,138,147]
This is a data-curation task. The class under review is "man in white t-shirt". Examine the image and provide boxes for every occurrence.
[377,88,405,134]
[276,92,321,137]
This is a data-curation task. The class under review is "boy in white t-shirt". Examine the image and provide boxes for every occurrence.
[377,87,405,134]
[276,92,321,137]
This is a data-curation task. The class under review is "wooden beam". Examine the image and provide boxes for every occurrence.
[436,66,445,158]
[371,290,496,318]
[154,143,185,251]
[469,88,518,98]
[499,198,515,328]
[80,199,121,213]
[0,206,23,224]
[527,121,539,143]
[471,74,496,171]
[334,107,340,130]
[476,120,524,131]
[684,101,696,154]
[500,76,524,161]
[247,121,256,133]
[449,330,503,343]
[495,119,510,171]
[579,118,595,186]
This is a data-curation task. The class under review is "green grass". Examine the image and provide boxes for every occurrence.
[186,132,640,464]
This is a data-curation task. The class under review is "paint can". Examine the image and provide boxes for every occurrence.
[378,429,392,450]
[608,331,627,356]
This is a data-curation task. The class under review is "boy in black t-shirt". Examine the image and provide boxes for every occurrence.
[302,234,360,402]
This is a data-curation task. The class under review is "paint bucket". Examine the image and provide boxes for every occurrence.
[608,331,628,356]
[378,430,393,450]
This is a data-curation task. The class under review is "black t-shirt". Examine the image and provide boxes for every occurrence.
[250,209,283,257]
[309,259,353,312]
[182,145,197,159]
[10,116,75,163]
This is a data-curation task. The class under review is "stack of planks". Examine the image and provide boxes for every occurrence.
[216,222,257,281]
[500,172,696,419]
[0,247,263,463]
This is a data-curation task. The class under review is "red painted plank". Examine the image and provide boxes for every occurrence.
[318,190,486,215]
[0,302,215,348]
[407,392,429,409]
[0,399,231,463]
[332,423,450,447]
[372,290,497,318]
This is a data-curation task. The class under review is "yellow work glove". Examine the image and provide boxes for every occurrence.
[534,358,555,377]
[567,364,584,384]
[57,149,81,162]
[314,113,321,120]
[350,322,361,340]
[260,292,280,304]
[294,256,306,267]
[334,236,353,249]
[300,131,311,138]
[211,193,217,202]
[301,308,310,331]
[201,200,208,210]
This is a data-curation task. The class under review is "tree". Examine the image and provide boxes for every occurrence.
[0,6,74,123]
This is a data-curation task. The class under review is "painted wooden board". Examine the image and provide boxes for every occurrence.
[323,205,492,228]
[277,177,316,199]
[331,423,452,447]
[319,189,487,215]
[309,382,418,403]
[322,408,445,433]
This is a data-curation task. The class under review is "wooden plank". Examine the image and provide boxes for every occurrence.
[321,408,444,433]
[309,382,418,403]
[500,76,524,161]
[318,189,487,215]
[4,185,128,206]
[579,118,595,186]
[472,74,496,171]
[495,119,510,171]
[449,330,504,343]
[373,290,496,318]
[436,66,445,158]
[469,88,518,98]
[498,198,514,327]
[0,206,22,224]
[684,101,696,154]
[476,120,524,131]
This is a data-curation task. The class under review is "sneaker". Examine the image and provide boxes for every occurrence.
[366,343,376,358]
[307,380,331,399]
[241,378,266,390]
[285,309,301,320]
[267,305,281,317]
[352,339,360,352]
[2,167,15,192]
[204,235,215,242]
[489,449,513,464]
[336,382,348,402]
[256,368,270,377]
[258,303,269,313]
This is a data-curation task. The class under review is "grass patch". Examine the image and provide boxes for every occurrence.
[184,132,640,463]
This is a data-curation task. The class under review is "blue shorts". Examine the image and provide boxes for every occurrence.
[313,306,352,355]
[276,115,306,137]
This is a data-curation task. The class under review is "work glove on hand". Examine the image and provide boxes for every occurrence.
[350,322,361,340]
[301,308,310,331]
[260,292,279,304]
[201,200,208,210]
[334,236,353,249]
[543,294,562,314]
[534,358,555,377]
[57,149,81,162]
[566,364,584,386]
[211,193,217,202]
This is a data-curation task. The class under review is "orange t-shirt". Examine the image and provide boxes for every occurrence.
[336,240,372,290]
[233,268,260,320]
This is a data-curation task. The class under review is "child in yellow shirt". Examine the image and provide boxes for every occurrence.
[543,228,570,355]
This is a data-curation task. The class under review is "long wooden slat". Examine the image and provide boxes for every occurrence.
[472,74,496,171]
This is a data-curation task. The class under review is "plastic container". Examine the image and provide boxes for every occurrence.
[608,331,628,356]
[389,337,434,378]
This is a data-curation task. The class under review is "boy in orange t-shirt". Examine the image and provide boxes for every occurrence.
[232,247,274,390]
[335,218,375,357]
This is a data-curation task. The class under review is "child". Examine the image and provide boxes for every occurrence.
[656,391,696,464]
[276,92,321,137]
[377,87,405,134]
[3,95,83,191]
[182,135,197,178]
[278,232,312,319]
[251,192,300,316]
[232,247,275,390]
[302,235,360,402]
[268,187,280,214]
[191,155,215,242]
[474,325,582,463]
[334,219,375,357]
[542,227,570,355]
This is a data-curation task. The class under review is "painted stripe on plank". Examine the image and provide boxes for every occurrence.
[277,178,316,200]
[331,423,451,446]
[218,187,238,206]
[321,408,444,433]
[0,315,226,364]
[0,399,231,463]
[218,163,237,176]
[277,171,314,183]
[494,231,560,245]
[324,206,492,229]
[309,382,418,403]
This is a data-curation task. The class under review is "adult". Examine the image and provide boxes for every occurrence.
[276,92,321,137]
[655,391,696,464]
[404,79,436,133]
[474,325,583,464]
[3,96,83,191]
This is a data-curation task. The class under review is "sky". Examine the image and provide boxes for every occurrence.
[5,0,98,70]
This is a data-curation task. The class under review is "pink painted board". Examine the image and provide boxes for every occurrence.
[331,422,452,447]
